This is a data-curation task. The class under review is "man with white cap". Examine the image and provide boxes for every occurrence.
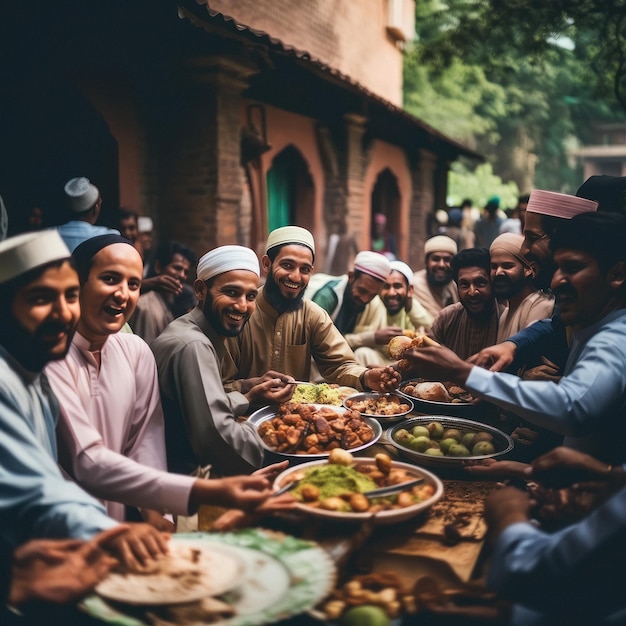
[0,231,169,568]
[349,260,433,367]
[309,250,392,335]
[223,227,400,392]
[55,177,119,252]
[412,235,460,320]
[151,245,295,476]
[490,232,555,344]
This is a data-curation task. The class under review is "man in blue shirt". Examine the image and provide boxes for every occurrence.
[55,177,118,252]
[401,212,626,465]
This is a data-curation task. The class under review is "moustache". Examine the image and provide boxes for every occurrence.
[35,321,74,338]
[553,285,577,300]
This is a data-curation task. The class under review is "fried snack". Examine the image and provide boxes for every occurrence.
[257,403,375,455]
[388,334,440,359]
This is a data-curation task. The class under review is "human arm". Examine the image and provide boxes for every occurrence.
[7,527,125,608]
[140,274,183,296]
[464,329,626,437]
[239,371,295,405]
[48,341,194,517]
[526,446,624,489]
[467,341,517,371]
[486,486,626,619]
[156,335,264,474]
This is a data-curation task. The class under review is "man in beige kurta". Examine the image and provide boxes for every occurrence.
[223,227,401,394]
[412,235,459,319]
[490,232,555,343]
[349,261,433,366]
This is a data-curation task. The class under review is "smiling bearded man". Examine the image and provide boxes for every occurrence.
[222,226,401,395]
[151,245,295,476]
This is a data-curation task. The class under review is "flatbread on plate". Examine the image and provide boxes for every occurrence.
[95,539,245,605]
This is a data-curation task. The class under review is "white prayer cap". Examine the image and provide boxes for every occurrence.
[265,226,315,258]
[389,260,414,286]
[526,190,598,220]
[353,251,391,282]
[0,231,70,284]
[424,235,458,257]
[137,216,153,233]
[64,177,100,213]
[197,245,260,282]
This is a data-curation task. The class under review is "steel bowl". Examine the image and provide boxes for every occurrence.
[397,378,487,418]
[248,404,382,462]
[342,392,414,424]
[273,457,444,525]
[385,415,514,468]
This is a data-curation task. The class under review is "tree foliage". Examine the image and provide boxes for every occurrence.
[404,0,626,195]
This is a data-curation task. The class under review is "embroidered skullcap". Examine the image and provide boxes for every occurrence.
[374,213,387,225]
[137,216,154,233]
[64,177,100,213]
[490,233,531,269]
[353,251,391,282]
[424,235,458,257]
[526,189,598,220]
[576,175,626,214]
[265,226,315,259]
[197,245,260,282]
[389,260,414,286]
[0,230,70,284]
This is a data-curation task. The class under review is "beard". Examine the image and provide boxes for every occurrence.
[0,317,76,372]
[426,270,452,287]
[263,271,305,314]
[492,276,525,300]
[525,253,556,292]
[202,292,248,337]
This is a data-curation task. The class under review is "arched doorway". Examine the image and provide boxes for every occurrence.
[370,168,401,259]
[266,145,314,233]
[0,82,119,235]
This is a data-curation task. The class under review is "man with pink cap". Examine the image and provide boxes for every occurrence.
[309,250,392,335]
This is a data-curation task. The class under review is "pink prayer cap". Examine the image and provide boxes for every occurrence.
[353,251,391,282]
[526,190,598,220]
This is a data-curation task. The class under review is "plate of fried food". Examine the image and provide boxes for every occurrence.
[249,402,382,460]
[343,392,414,423]
[273,449,443,524]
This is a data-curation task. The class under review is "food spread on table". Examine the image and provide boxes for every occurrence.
[257,403,376,455]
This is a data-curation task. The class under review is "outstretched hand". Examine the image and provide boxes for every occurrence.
[467,341,516,372]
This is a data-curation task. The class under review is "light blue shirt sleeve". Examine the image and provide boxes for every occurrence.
[465,327,626,437]
[0,373,116,547]
[488,488,626,622]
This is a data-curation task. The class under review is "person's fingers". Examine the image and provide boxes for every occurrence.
[92,524,132,548]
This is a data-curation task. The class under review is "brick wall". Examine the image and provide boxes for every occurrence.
[207,0,409,106]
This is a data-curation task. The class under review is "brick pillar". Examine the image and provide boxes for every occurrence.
[344,113,368,248]
[408,148,437,270]
[157,57,254,256]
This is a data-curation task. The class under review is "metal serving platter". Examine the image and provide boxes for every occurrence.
[385,415,514,468]
[248,404,382,461]
[342,392,414,424]
[397,378,484,418]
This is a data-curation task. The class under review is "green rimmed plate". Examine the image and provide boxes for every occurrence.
[81,527,336,626]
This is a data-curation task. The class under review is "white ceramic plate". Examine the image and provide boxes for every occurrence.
[81,528,337,626]
[273,457,444,525]
[95,538,245,606]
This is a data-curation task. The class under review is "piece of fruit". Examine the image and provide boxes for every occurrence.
[442,428,462,442]
[439,437,458,453]
[411,425,430,438]
[427,421,445,439]
[474,431,494,443]
[448,443,471,457]
[340,605,390,626]
[394,428,412,443]
[461,432,477,448]
[408,435,432,452]
[472,441,495,455]
[424,447,444,456]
